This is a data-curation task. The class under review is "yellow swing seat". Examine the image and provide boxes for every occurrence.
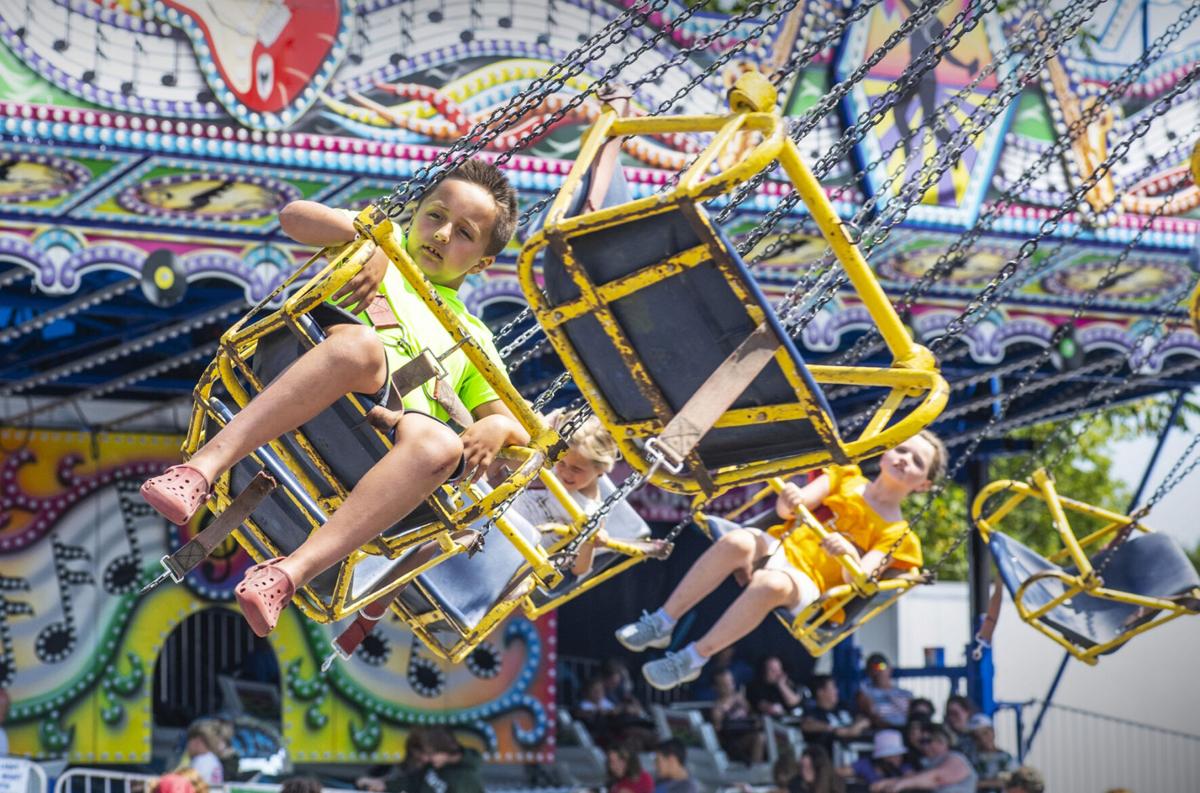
[517,71,948,499]
[697,477,921,657]
[180,218,563,658]
[972,469,1200,665]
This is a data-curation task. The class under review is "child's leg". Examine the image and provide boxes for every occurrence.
[641,567,816,691]
[275,412,463,588]
[693,567,811,656]
[188,323,389,484]
[615,527,768,653]
[660,528,771,620]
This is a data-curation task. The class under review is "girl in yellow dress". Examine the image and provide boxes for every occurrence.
[616,431,946,690]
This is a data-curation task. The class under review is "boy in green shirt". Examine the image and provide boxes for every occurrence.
[141,159,529,637]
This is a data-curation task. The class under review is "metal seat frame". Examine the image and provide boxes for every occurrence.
[517,72,947,498]
[182,223,563,637]
[972,468,1200,664]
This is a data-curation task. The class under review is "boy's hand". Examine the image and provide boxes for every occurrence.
[332,246,389,315]
[460,415,518,482]
[820,533,859,560]
[776,482,804,519]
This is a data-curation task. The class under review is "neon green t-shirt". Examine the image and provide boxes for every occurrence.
[337,212,503,422]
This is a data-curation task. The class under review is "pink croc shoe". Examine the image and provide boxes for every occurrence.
[140,464,210,525]
[235,558,296,637]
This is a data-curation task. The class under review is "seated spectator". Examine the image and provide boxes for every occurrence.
[869,724,976,793]
[969,714,1015,790]
[747,655,803,717]
[606,742,654,793]
[692,646,754,700]
[849,730,912,786]
[599,658,658,750]
[1003,766,1044,793]
[800,674,870,756]
[602,657,638,707]
[190,718,238,781]
[280,777,322,793]
[576,675,617,735]
[791,745,846,793]
[710,669,765,764]
[856,653,914,729]
[397,728,484,793]
[908,697,935,722]
[901,715,930,769]
[653,738,701,793]
[356,729,483,793]
[943,694,976,757]
[180,722,225,786]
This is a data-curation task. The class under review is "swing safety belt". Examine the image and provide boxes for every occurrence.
[141,471,277,593]
[653,321,794,484]
[365,294,475,429]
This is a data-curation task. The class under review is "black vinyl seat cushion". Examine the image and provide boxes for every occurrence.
[395,484,541,631]
[540,168,836,471]
[989,531,1200,651]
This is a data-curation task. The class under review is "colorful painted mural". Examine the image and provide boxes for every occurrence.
[0,428,555,762]
[1,0,1200,765]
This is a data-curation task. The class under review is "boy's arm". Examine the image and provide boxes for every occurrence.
[279,200,357,245]
[279,200,389,314]
[460,400,532,482]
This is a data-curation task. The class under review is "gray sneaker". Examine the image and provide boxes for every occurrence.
[614,611,673,652]
[642,651,702,691]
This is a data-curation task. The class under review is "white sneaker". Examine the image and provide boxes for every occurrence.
[642,651,702,691]
[614,611,673,652]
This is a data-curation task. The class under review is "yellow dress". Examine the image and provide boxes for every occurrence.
[767,465,923,595]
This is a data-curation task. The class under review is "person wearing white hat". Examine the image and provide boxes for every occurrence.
[870,724,977,793]
[968,713,1016,791]
[848,729,913,786]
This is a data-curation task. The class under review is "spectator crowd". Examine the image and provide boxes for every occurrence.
[570,651,1041,793]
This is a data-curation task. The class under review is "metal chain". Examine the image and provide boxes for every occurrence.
[733,0,1035,334]
[512,0,821,232]
[376,0,671,217]
[771,0,1091,344]
[530,371,575,413]
[497,322,545,360]
[834,0,1200,367]
[895,62,1200,578]
[719,0,961,228]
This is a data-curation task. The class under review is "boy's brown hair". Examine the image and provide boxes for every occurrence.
[435,158,519,257]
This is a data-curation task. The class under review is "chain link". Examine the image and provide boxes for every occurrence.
[835,0,1200,368]
[773,0,1093,343]
[376,0,672,217]
[872,49,1198,579]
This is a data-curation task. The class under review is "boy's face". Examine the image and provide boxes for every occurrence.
[407,179,499,287]
[878,435,937,494]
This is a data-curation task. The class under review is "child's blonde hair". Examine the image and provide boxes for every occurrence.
[548,409,620,471]
[916,429,947,483]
